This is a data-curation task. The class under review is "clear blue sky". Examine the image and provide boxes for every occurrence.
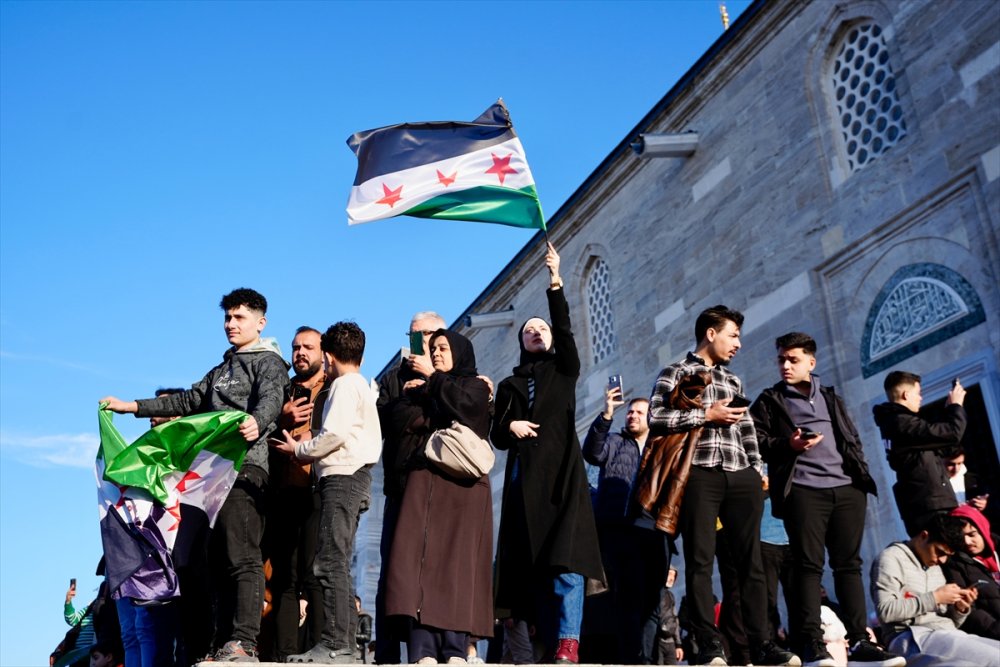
[0,1,749,663]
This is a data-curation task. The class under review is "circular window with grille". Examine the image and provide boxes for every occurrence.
[830,21,907,173]
[585,258,617,364]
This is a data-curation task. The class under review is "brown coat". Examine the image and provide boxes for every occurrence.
[634,372,710,535]
[384,370,495,638]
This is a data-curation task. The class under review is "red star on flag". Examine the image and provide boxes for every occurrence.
[165,499,182,531]
[175,471,202,493]
[485,153,517,185]
[376,183,403,207]
[114,485,128,508]
[437,169,457,186]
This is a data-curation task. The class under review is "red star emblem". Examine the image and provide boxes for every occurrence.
[114,485,128,508]
[437,169,457,187]
[485,153,517,185]
[165,499,182,531]
[175,471,202,493]
[376,183,403,207]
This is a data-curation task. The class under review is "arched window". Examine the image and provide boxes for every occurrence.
[861,264,986,377]
[585,258,617,365]
[828,20,907,174]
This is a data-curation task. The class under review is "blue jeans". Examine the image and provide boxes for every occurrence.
[554,572,584,641]
[315,467,371,651]
[115,598,178,667]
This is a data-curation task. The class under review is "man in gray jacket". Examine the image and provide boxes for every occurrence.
[871,513,999,666]
[102,287,289,662]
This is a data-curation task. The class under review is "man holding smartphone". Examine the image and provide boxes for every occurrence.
[750,333,899,667]
[648,305,797,667]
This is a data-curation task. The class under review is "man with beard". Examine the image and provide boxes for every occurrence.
[647,305,798,667]
[265,326,330,661]
[583,394,664,664]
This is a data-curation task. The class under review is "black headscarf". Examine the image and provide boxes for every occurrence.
[429,329,478,378]
[513,316,554,377]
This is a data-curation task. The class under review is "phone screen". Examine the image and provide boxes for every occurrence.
[409,331,425,356]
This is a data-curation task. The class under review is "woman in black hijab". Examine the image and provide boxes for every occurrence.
[491,243,604,664]
[384,330,494,664]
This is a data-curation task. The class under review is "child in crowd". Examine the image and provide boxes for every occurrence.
[272,322,382,664]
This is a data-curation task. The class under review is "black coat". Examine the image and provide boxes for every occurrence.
[491,288,604,616]
[941,550,1000,639]
[751,383,877,519]
[872,401,966,533]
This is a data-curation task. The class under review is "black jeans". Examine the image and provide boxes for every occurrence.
[760,541,793,643]
[600,524,668,664]
[679,465,768,649]
[374,494,403,664]
[315,468,371,651]
[269,485,323,658]
[211,464,268,648]
[783,483,868,646]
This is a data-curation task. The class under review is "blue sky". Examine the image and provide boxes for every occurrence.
[0,1,749,663]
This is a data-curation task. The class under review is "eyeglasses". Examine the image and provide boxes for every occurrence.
[406,330,437,337]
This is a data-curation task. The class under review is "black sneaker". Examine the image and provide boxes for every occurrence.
[695,636,728,666]
[847,639,906,667]
[802,639,837,667]
[754,640,802,666]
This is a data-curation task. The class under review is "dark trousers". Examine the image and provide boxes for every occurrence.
[599,524,668,664]
[315,468,371,651]
[679,465,768,649]
[783,483,868,646]
[374,494,403,664]
[211,464,268,647]
[760,541,793,643]
[716,527,750,664]
[269,485,323,658]
[409,624,468,662]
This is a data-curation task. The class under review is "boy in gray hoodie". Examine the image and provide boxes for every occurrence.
[871,513,999,666]
[102,287,289,662]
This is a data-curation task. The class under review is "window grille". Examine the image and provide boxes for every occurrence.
[585,258,617,364]
[830,21,907,173]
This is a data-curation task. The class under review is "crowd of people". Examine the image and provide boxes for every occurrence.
[54,243,1000,667]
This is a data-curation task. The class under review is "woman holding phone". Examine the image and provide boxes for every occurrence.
[383,330,494,664]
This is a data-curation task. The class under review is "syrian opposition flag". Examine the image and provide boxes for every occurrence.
[346,100,546,230]
[96,407,248,599]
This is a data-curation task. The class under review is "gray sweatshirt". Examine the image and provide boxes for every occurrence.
[871,541,969,641]
[135,337,290,472]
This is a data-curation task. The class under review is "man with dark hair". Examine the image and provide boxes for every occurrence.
[273,321,381,664]
[583,392,663,663]
[750,333,900,667]
[873,370,967,536]
[871,514,999,665]
[102,287,290,662]
[648,305,798,666]
[265,326,330,661]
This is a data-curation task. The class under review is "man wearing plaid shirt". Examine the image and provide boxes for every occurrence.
[648,305,799,667]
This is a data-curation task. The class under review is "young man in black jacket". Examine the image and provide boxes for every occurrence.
[750,332,900,667]
[872,370,967,536]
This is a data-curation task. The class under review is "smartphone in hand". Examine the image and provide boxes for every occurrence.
[608,374,623,395]
[409,331,425,356]
[728,395,751,409]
